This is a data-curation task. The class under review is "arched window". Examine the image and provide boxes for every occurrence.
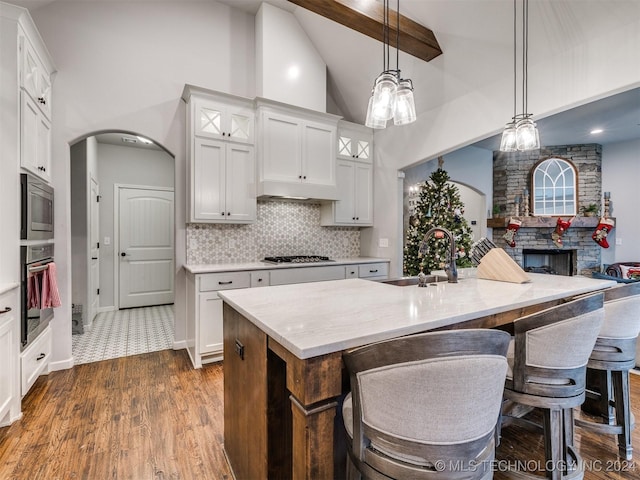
[531,158,577,216]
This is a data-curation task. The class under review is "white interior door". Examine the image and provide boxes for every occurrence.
[88,177,100,324]
[118,187,174,309]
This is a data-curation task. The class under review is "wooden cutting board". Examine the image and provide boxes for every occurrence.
[476,248,531,284]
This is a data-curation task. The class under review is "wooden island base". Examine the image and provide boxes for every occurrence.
[222,296,575,480]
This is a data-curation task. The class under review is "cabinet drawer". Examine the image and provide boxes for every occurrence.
[199,272,251,292]
[270,265,346,286]
[21,326,51,396]
[251,271,271,287]
[358,263,388,279]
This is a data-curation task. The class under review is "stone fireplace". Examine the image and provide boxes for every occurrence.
[490,144,604,276]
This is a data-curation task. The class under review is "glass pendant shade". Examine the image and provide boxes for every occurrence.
[499,122,517,152]
[365,94,387,129]
[371,73,398,122]
[393,79,416,125]
[515,117,540,150]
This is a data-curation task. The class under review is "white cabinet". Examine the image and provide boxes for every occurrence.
[18,25,54,183]
[20,326,51,396]
[0,287,20,427]
[192,139,255,223]
[337,122,372,162]
[321,160,373,226]
[183,86,256,224]
[186,271,251,368]
[269,265,347,286]
[321,121,374,226]
[257,102,340,200]
[345,262,388,281]
[21,92,51,181]
[193,96,254,144]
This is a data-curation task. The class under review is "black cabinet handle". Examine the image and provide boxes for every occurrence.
[121,252,127,257]
[303,175,307,179]
[92,257,98,260]
[227,212,231,216]
[218,281,233,285]
[221,212,225,216]
[370,269,378,273]
[0,307,11,315]
[36,353,46,361]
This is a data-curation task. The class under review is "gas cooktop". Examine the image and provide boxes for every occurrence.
[262,255,334,264]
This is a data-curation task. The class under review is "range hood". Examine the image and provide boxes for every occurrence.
[257,182,339,202]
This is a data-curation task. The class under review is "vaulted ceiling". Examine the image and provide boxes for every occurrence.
[13,0,640,148]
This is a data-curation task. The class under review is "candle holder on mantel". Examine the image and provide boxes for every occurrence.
[604,191,611,217]
[514,196,521,217]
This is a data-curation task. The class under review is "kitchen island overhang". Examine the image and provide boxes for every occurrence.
[219,274,617,480]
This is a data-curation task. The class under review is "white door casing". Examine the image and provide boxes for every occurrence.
[88,177,100,324]
[117,186,174,309]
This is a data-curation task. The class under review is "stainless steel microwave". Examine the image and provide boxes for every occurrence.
[21,173,54,240]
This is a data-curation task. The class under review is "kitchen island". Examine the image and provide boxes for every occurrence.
[218,273,616,480]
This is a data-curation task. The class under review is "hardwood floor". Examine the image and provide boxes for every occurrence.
[2,350,640,479]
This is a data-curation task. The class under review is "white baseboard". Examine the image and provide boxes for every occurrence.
[97,306,116,314]
[173,340,187,350]
[49,357,74,371]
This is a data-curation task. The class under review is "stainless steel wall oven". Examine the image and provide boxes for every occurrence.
[20,244,55,351]
[21,173,54,241]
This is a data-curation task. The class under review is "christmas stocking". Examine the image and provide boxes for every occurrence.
[503,218,522,248]
[592,217,615,248]
[551,217,573,248]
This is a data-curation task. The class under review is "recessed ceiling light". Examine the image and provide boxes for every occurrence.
[137,136,153,144]
[590,128,603,134]
[122,137,137,143]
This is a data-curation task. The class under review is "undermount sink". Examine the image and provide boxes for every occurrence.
[382,275,449,286]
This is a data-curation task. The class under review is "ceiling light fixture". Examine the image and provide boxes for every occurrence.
[500,0,540,152]
[365,0,416,129]
[590,128,603,134]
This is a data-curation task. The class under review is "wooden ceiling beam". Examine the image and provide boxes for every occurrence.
[286,0,442,62]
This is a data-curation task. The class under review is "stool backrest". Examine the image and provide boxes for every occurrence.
[512,293,604,397]
[343,329,509,474]
[600,282,640,339]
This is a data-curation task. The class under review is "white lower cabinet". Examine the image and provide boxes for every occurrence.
[198,292,224,355]
[186,261,389,368]
[0,287,20,426]
[269,265,346,286]
[21,325,51,397]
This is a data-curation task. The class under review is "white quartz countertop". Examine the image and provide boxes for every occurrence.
[184,257,389,274]
[218,274,617,360]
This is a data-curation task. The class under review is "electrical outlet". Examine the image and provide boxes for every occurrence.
[104,236,111,246]
[616,238,623,245]
[379,238,389,248]
[229,239,237,250]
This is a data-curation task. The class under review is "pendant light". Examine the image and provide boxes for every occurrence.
[500,0,540,151]
[365,0,416,129]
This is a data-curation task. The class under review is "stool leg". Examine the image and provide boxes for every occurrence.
[543,409,564,480]
[583,368,615,423]
[612,369,633,461]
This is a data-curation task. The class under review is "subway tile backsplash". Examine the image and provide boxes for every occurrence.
[186,201,361,264]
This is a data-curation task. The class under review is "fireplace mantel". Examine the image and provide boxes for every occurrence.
[487,217,612,229]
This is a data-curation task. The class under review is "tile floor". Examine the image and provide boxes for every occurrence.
[72,304,174,365]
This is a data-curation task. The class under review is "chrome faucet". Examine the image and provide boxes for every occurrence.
[418,227,458,283]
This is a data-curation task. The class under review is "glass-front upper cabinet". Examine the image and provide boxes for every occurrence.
[531,157,577,216]
[193,96,254,144]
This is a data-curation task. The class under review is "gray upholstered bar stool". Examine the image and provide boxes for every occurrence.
[575,282,640,460]
[342,329,510,480]
[501,293,604,480]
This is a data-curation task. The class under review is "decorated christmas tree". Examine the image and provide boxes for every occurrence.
[404,167,474,276]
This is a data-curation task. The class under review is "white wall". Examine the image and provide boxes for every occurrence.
[602,138,640,264]
[30,1,255,369]
[256,2,326,112]
[96,142,174,309]
[365,12,640,278]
